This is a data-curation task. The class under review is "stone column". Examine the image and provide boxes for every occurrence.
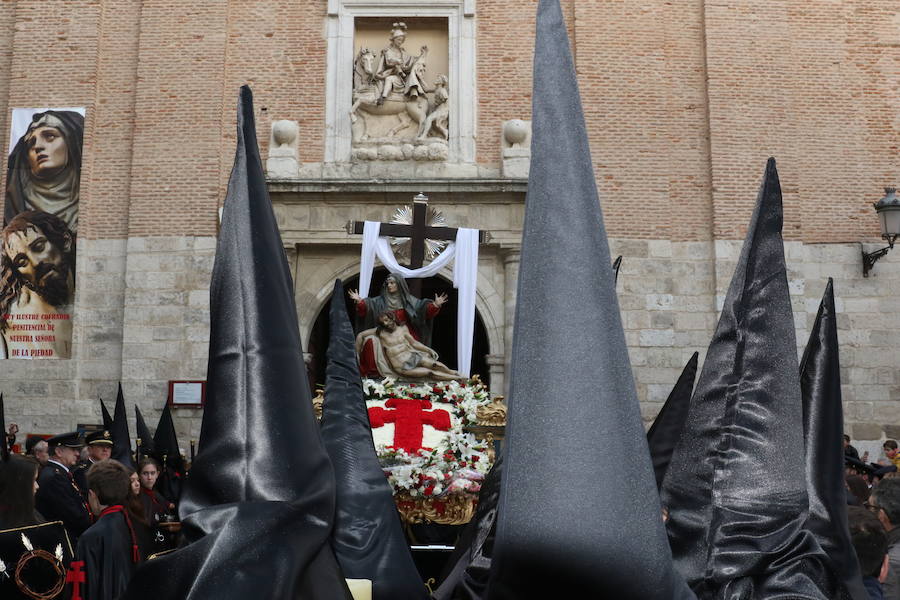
[485,354,505,399]
[502,247,521,398]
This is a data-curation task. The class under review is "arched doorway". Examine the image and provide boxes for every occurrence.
[306,267,491,389]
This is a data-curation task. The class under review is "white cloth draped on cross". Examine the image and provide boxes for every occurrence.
[358,221,480,377]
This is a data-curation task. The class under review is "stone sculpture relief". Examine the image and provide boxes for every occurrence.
[350,22,450,162]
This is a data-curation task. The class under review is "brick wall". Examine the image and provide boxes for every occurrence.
[703,0,897,243]
[2,0,894,241]
[0,0,898,445]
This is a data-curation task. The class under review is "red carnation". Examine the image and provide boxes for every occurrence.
[424,485,435,496]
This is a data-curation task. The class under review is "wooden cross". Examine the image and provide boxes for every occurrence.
[347,193,491,296]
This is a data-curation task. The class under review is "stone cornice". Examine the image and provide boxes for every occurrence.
[267,178,527,194]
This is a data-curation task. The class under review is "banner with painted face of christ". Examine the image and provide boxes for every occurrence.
[1,107,84,359]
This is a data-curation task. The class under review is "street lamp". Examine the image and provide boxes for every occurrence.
[862,187,900,277]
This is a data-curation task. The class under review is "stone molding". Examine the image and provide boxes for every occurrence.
[267,177,527,194]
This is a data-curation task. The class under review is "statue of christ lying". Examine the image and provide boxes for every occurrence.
[355,311,464,381]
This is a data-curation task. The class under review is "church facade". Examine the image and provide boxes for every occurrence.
[0,0,897,451]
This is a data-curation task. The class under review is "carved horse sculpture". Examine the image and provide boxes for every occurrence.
[350,48,430,140]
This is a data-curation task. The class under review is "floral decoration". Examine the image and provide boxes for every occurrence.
[364,377,493,500]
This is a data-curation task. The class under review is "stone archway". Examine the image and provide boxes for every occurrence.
[305,267,492,390]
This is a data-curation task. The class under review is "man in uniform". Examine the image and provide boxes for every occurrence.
[74,430,114,500]
[25,436,50,467]
[35,431,92,542]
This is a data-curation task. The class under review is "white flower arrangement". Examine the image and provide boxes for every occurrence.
[365,377,493,500]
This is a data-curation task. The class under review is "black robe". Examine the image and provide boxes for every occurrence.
[35,462,91,543]
[434,454,502,600]
[75,510,139,600]
[138,489,175,555]
[72,459,95,502]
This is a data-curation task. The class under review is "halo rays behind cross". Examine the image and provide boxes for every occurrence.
[389,204,448,263]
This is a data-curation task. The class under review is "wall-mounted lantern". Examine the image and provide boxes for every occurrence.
[862,187,900,277]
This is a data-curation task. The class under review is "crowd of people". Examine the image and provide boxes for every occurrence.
[0,426,180,599]
[842,436,900,599]
[0,423,897,599]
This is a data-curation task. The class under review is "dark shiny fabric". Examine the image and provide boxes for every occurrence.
[152,403,185,504]
[661,159,834,597]
[434,454,502,600]
[321,279,428,600]
[134,405,154,457]
[120,87,351,600]
[111,384,135,470]
[647,352,699,490]
[801,280,868,600]
[485,2,694,598]
[76,511,139,600]
[100,399,113,432]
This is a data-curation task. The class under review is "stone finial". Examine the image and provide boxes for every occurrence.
[502,119,530,148]
[500,119,531,178]
[266,119,300,178]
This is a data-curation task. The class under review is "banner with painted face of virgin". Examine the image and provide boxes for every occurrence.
[2,107,85,359]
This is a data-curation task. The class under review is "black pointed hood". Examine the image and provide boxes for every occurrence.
[111,384,134,470]
[647,352,698,490]
[134,405,154,459]
[801,279,867,600]
[434,453,503,600]
[121,86,350,600]
[321,279,427,600]
[486,2,692,597]
[151,403,185,504]
[100,398,113,432]
[661,159,834,596]
[152,403,184,474]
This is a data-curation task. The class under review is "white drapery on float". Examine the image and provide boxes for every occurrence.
[357,221,480,377]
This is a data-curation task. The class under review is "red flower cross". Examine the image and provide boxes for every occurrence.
[368,397,452,453]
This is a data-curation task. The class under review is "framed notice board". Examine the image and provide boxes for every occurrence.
[168,380,206,408]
